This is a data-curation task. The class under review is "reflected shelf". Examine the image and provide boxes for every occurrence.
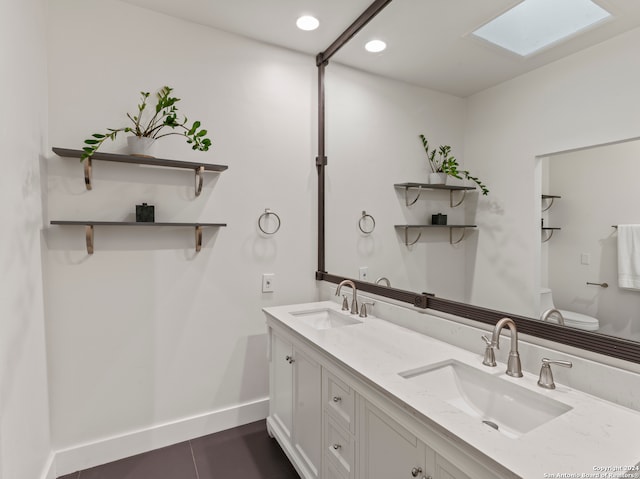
[50,220,227,254]
[541,194,561,212]
[395,182,476,207]
[395,224,477,246]
[541,227,561,242]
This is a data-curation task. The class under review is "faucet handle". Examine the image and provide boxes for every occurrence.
[359,301,375,318]
[481,335,496,367]
[341,295,349,311]
[538,358,572,389]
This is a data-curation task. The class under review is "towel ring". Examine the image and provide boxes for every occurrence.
[358,211,376,234]
[258,209,281,235]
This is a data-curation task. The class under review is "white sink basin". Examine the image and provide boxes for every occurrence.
[290,308,363,330]
[398,359,572,438]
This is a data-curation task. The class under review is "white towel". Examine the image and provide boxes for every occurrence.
[617,224,640,291]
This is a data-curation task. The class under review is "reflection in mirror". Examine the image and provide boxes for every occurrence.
[541,139,640,341]
[322,0,640,353]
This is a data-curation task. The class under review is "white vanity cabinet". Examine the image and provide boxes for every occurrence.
[359,399,473,479]
[267,326,321,479]
[266,314,515,479]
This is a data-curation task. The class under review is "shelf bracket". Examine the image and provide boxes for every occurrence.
[84,158,92,191]
[542,197,555,212]
[195,225,202,252]
[542,229,555,243]
[450,189,467,208]
[403,227,421,246]
[195,166,205,197]
[85,225,94,254]
[449,227,467,245]
[404,186,422,207]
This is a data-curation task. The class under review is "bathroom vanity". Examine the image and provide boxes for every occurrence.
[264,301,640,479]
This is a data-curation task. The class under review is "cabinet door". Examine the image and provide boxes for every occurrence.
[359,400,426,479]
[292,346,321,478]
[270,332,293,442]
[434,453,472,479]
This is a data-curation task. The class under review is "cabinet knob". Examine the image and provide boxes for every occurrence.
[332,396,342,403]
[285,355,295,364]
[411,467,423,477]
[332,444,342,450]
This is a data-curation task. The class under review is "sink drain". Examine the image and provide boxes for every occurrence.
[482,420,499,431]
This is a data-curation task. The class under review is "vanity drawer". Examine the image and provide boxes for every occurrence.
[324,415,355,478]
[323,368,355,433]
[324,457,348,479]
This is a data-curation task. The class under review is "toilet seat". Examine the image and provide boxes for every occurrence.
[540,288,600,331]
[557,309,600,331]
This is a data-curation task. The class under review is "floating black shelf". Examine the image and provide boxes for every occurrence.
[52,147,228,196]
[394,182,475,207]
[50,220,227,254]
[394,224,477,245]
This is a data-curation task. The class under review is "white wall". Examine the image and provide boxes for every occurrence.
[465,27,640,318]
[0,0,52,478]
[46,0,318,470]
[545,140,640,340]
[326,64,469,300]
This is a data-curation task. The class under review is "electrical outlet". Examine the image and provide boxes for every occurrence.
[262,273,275,293]
[359,266,368,281]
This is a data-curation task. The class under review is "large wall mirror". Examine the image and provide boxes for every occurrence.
[317,0,640,363]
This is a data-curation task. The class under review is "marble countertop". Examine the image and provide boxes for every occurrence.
[264,301,640,479]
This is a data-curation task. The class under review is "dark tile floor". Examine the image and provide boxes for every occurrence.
[57,420,299,479]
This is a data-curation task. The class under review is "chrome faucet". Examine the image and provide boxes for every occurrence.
[375,276,391,287]
[537,358,572,389]
[489,317,523,377]
[335,280,358,315]
[481,335,496,367]
[540,308,565,326]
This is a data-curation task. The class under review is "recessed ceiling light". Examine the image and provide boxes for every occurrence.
[365,40,387,53]
[471,0,611,57]
[296,15,319,31]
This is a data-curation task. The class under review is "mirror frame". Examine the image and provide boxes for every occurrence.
[314,0,640,364]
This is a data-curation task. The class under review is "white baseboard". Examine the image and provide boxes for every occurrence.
[52,397,268,477]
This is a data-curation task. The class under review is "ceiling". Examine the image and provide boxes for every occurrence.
[121,0,640,97]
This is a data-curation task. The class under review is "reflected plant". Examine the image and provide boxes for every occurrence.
[419,134,489,195]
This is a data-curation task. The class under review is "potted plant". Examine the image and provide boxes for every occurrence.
[419,134,489,195]
[81,86,212,161]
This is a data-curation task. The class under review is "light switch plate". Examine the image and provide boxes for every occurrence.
[359,266,368,281]
[262,273,275,293]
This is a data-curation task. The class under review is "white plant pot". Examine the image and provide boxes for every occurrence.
[429,172,448,185]
[127,136,157,157]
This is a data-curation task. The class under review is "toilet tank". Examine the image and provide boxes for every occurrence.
[540,288,554,312]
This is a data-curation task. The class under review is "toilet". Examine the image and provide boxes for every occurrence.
[540,288,600,331]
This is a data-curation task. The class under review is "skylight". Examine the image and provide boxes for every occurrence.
[471,0,612,57]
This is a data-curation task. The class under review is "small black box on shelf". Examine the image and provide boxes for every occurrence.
[136,203,155,222]
[431,213,447,225]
